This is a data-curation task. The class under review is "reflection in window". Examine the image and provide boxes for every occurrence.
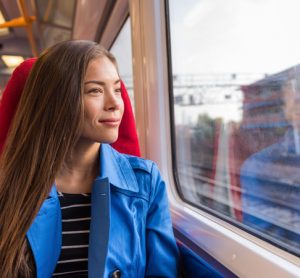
[168,0,300,255]
[110,19,135,110]
[40,25,72,49]
[36,0,76,28]
[35,0,75,49]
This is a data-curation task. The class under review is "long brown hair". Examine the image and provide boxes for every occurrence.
[0,40,118,277]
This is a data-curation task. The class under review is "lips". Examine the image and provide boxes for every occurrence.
[98,118,121,127]
[99,118,120,123]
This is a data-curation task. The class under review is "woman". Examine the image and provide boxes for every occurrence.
[0,40,179,277]
[0,58,141,157]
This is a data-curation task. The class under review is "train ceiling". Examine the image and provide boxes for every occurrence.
[0,0,128,83]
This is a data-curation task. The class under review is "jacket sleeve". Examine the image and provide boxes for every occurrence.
[146,162,179,277]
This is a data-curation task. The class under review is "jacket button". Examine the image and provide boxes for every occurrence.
[110,269,121,278]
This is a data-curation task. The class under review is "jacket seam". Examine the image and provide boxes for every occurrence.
[111,187,149,202]
[124,155,152,173]
[148,162,155,209]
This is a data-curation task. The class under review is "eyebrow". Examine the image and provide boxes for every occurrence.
[84,79,121,85]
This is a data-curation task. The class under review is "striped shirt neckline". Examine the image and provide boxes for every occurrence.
[52,191,91,277]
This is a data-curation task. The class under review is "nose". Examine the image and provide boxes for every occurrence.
[104,88,121,111]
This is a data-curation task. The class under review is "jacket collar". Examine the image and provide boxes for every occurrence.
[48,144,140,198]
[49,183,58,198]
[97,144,139,193]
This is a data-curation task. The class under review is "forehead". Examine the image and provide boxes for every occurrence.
[84,56,118,82]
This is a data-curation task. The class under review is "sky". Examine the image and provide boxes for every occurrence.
[169,0,300,76]
[169,0,300,124]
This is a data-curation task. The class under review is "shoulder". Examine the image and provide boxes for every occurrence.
[121,153,163,185]
[123,154,166,201]
[123,154,154,173]
[108,144,156,174]
[110,147,164,199]
[120,153,162,188]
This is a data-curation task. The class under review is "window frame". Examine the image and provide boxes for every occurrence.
[165,0,300,258]
[129,0,300,275]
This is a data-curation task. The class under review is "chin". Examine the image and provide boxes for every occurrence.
[99,134,119,144]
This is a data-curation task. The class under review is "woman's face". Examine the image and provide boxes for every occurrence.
[81,56,124,144]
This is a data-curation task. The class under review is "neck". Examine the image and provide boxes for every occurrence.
[66,139,100,172]
[56,139,101,193]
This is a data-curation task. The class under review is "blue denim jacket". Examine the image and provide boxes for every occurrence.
[26,144,179,277]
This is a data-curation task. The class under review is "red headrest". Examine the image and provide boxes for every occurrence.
[0,58,141,157]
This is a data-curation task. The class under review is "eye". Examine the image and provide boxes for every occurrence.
[86,88,104,94]
[115,87,121,94]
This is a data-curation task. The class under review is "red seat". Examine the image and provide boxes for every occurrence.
[0,58,140,157]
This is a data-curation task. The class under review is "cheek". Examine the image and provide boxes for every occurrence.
[84,100,102,120]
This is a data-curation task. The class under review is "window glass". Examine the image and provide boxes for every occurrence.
[36,0,76,28]
[168,0,300,255]
[110,18,135,110]
[35,0,74,49]
[40,25,72,49]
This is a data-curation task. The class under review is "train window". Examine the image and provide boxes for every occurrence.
[35,0,75,48]
[36,0,76,28]
[110,18,135,110]
[168,0,300,255]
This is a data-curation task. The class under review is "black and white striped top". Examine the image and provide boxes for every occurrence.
[52,191,91,277]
